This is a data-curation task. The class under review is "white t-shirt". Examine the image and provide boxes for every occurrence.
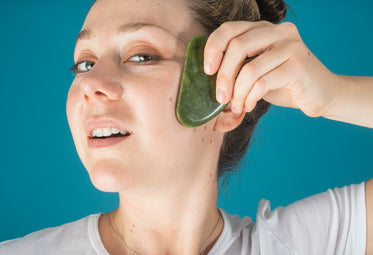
[0,183,366,254]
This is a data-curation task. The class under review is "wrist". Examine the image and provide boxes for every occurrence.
[320,73,344,119]
[322,75,373,128]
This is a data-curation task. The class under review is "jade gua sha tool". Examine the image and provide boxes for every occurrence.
[176,35,227,127]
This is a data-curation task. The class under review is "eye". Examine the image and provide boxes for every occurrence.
[70,60,95,74]
[128,54,159,64]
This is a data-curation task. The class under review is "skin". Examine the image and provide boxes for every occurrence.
[67,0,373,254]
[204,21,373,254]
[66,0,242,254]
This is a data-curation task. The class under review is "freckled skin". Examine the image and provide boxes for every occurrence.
[209,139,212,144]
[68,1,229,253]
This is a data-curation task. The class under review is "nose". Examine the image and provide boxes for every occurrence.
[79,62,124,103]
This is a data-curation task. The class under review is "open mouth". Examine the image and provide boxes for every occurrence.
[89,128,131,139]
[88,128,131,148]
[90,133,131,139]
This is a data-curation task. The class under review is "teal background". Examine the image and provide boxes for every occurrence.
[1,0,372,242]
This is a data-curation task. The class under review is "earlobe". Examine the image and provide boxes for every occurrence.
[213,104,246,132]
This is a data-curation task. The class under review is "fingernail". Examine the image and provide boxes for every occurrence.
[217,90,226,104]
[204,61,212,74]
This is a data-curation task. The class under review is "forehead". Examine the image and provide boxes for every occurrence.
[82,0,200,43]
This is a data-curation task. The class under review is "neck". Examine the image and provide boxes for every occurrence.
[99,170,223,255]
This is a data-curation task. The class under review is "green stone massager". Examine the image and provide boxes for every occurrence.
[176,35,227,127]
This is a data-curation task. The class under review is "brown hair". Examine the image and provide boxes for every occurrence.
[187,0,287,178]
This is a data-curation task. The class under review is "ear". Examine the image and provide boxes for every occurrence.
[213,103,246,132]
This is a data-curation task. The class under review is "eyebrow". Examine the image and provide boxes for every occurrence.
[75,22,175,46]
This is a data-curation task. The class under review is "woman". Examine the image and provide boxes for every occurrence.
[1,0,372,254]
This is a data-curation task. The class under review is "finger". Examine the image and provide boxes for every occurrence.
[244,60,297,112]
[213,34,255,104]
[229,42,291,113]
[213,29,271,104]
[213,26,297,105]
[261,89,295,109]
[204,21,271,75]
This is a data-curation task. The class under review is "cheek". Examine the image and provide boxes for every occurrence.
[66,84,80,133]
[134,65,182,126]
[66,83,86,158]
[135,66,218,150]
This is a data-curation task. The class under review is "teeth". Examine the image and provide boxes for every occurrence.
[111,128,120,135]
[92,128,129,137]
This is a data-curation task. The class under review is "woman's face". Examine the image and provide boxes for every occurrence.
[66,0,223,193]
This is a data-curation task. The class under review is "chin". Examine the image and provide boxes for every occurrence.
[87,159,133,192]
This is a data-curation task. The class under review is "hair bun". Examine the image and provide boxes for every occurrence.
[256,0,287,23]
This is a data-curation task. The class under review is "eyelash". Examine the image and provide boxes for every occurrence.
[70,60,95,74]
[129,54,160,64]
[70,53,160,74]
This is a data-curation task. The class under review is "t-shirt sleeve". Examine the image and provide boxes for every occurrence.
[0,214,103,255]
[254,182,366,255]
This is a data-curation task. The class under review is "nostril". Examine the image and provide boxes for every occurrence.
[95,91,106,96]
[80,76,124,101]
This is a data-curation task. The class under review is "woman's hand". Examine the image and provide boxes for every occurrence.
[204,21,339,118]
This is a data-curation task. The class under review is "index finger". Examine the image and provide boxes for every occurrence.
[204,21,270,75]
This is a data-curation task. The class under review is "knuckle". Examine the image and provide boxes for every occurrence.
[232,86,246,101]
[255,78,267,90]
[230,36,245,49]
[244,95,254,106]
[219,21,236,32]
[231,97,244,108]
[258,20,271,27]
[241,62,258,78]
[217,71,233,84]
[280,22,298,34]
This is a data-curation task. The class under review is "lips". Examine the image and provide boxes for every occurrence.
[85,118,132,148]
[87,135,130,148]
